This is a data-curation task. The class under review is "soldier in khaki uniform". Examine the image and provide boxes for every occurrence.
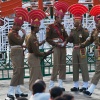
[46,1,69,90]
[6,8,28,100]
[80,5,100,96]
[27,9,53,91]
[68,4,89,92]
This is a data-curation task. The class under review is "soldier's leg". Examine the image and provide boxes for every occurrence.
[83,61,100,96]
[28,54,43,91]
[38,58,43,80]
[10,49,24,86]
[17,51,24,85]
[50,47,60,89]
[7,48,23,99]
[59,48,66,89]
[73,50,80,82]
[71,49,79,91]
[79,55,89,92]
[91,61,100,85]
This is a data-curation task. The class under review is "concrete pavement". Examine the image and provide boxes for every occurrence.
[0,73,100,100]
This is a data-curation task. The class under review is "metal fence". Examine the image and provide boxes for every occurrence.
[0,45,96,80]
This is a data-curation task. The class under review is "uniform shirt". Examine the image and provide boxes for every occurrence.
[27,33,45,57]
[8,29,25,46]
[83,29,100,46]
[29,93,50,100]
[68,27,89,45]
[46,22,68,46]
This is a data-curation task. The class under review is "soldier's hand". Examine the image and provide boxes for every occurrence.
[21,29,26,35]
[41,40,46,44]
[45,50,53,56]
[80,44,85,48]
[56,43,62,48]
[61,41,67,47]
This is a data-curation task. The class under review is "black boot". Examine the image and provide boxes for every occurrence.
[83,90,92,96]
[70,87,79,92]
[79,87,88,92]
[15,93,28,98]
[5,94,15,100]
[61,87,65,91]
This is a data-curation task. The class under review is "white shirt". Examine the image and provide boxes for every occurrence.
[29,93,50,100]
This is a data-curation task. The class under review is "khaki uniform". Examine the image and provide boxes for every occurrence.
[27,33,46,91]
[68,28,89,82]
[82,29,100,85]
[8,30,25,86]
[25,34,31,47]
[46,23,68,81]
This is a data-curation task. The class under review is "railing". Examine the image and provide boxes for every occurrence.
[0,45,96,80]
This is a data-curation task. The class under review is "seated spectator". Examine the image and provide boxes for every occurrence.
[17,97,28,100]
[54,97,64,100]
[35,79,46,88]
[29,80,50,100]
[50,86,63,100]
[62,94,74,100]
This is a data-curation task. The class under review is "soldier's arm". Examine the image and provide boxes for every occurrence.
[31,39,45,57]
[9,32,25,45]
[38,40,45,46]
[82,28,89,39]
[25,34,30,48]
[46,25,58,46]
[81,32,94,47]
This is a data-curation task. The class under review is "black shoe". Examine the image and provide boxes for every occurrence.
[70,87,79,92]
[15,93,28,98]
[79,87,88,92]
[5,94,15,100]
[83,90,92,96]
[61,88,65,91]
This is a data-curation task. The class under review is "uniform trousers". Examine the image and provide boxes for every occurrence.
[51,47,66,81]
[28,53,43,91]
[10,47,24,86]
[72,48,89,82]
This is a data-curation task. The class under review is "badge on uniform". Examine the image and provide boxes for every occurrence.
[61,28,64,33]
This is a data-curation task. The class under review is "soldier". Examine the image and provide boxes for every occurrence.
[46,1,69,90]
[5,8,28,100]
[80,5,100,96]
[27,9,53,91]
[68,4,89,92]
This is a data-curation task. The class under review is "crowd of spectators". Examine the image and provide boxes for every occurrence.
[17,80,74,100]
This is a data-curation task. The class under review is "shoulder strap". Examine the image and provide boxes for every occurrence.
[52,24,64,41]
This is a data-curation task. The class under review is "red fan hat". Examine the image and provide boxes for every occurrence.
[54,1,69,18]
[14,7,29,26]
[90,5,100,23]
[28,9,46,27]
[68,4,88,20]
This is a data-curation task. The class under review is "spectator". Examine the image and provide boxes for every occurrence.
[29,80,50,100]
[62,94,74,100]
[50,86,63,100]
[54,97,64,100]
[35,79,46,88]
[17,97,28,100]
